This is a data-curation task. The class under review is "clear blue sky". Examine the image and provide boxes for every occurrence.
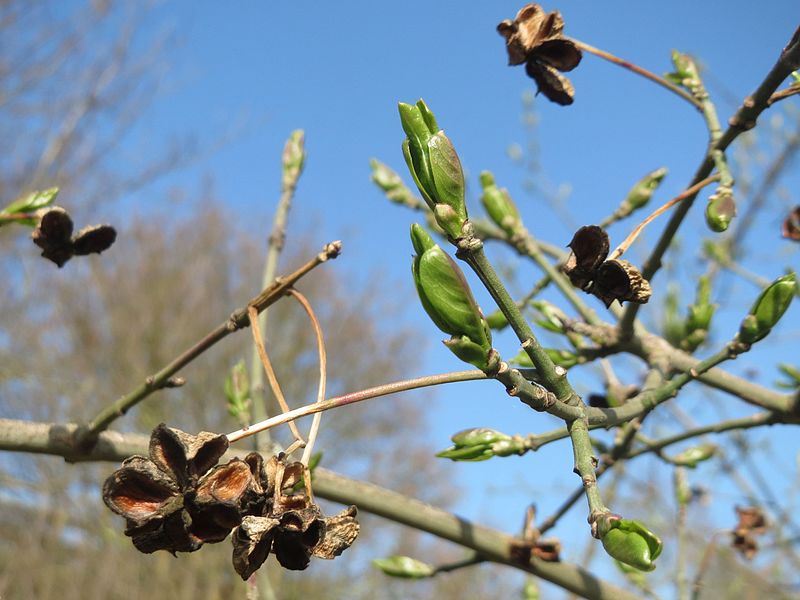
[113,0,799,590]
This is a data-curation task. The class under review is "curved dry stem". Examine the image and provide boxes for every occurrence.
[247,304,305,445]
[286,288,327,466]
[609,174,720,261]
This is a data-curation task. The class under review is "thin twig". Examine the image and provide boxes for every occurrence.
[226,369,489,444]
[572,39,703,110]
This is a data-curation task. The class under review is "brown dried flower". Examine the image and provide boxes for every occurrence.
[563,225,652,307]
[31,206,116,267]
[731,505,767,560]
[497,4,582,105]
[103,423,264,554]
[782,205,800,241]
[232,455,359,578]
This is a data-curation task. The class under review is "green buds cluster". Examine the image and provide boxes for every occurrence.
[738,273,796,345]
[479,171,522,237]
[436,428,524,461]
[670,443,716,468]
[281,130,305,192]
[373,556,435,579]
[0,187,59,227]
[399,100,467,239]
[705,185,736,232]
[597,515,663,572]
[411,224,495,371]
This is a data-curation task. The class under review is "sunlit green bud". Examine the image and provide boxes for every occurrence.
[373,556,435,579]
[399,100,466,238]
[436,443,494,461]
[522,578,540,600]
[686,276,714,332]
[224,360,251,420]
[705,186,736,232]
[451,427,511,447]
[623,167,667,212]
[484,308,509,330]
[738,273,796,344]
[545,348,579,369]
[369,159,418,206]
[671,444,716,468]
[479,170,521,236]
[531,300,569,334]
[663,285,685,348]
[777,364,800,389]
[674,468,692,506]
[281,130,305,192]
[0,187,59,227]
[411,224,493,368]
[433,203,465,240]
[490,438,525,457]
[666,50,699,87]
[599,517,663,572]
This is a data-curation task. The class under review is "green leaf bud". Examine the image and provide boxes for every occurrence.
[667,50,699,88]
[1,187,59,227]
[777,363,800,389]
[436,444,494,461]
[671,444,716,468]
[451,427,511,447]
[623,167,667,213]
[369,159,418,207]
[411,224,493,367]
[490,438,524,457]
[281,129,305,192]
[673,467,692,506]
[224,360,251,421]
[738,273,796,344]
[479,170,521,236]
[599,517,663,572]
[399,100,466,237]
[544,348,579,369]
[705,186,736,232]
[484,308,509,330]
[531,300,569,334]
[373,556,435,579]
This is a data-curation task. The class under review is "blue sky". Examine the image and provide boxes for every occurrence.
[107,0,800,591]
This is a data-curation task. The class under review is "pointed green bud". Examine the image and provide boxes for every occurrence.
[623,167,667,213]
[399,100,466,238]
[666,50,699,88]
[485,308,509,330]
[738,273,796,344]
[599,517,663,572]
[436,443,494,461]
[674,468,692,506]
[705,186,736,232]
[531,300,569,334]
[224,361,251,423]
[681,276,716,352]
[369,159,419,207]
[671,444,716,468]
[1,187,59,227]
[479,170,521,236]
[411,224,493,369]
[373,556,435,579]
[777,364,800,389]
[281,130,305,192]
[544,348,580,369]
[451,427,511,447]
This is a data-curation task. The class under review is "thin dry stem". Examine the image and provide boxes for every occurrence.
[572,39,703,110]
[247,304,305,445]
[609,175,720,261]
[286,289,327,466]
